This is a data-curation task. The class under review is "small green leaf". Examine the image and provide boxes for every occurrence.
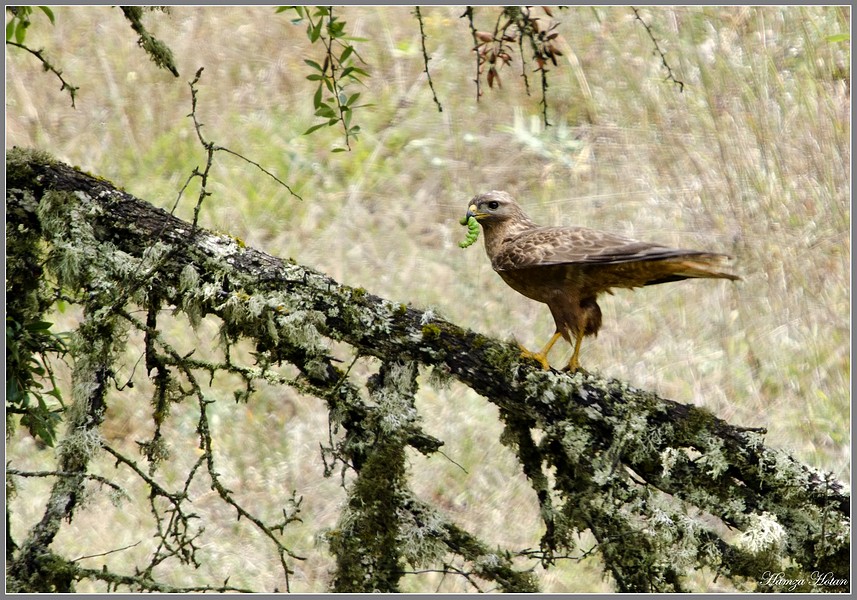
[339,45,354,63]
[7,378,21,404]
[15,20,28,44]
[309,20,323,42]
[38,6,55,24]
[332,147,347,153]
[315,104,336,118]
[6,19,15,42]
[304,58,324,71]
[313,84,323,108]
[25,321,54,332]
[826,33,850,43]
[304,123,328,135]
[20,407,61,447]
[306,74,324,82]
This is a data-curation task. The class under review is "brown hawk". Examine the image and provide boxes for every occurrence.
[465,190,740,372]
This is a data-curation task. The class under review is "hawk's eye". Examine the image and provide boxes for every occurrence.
[487,201,500,210]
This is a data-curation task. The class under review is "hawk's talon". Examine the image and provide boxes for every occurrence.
[518,331,563,371]
[519,345,551,370]
[562,361,589,376]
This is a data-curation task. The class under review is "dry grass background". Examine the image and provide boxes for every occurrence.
[5,6,850,593]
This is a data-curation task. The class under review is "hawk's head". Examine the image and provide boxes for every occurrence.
[465,191,535,231]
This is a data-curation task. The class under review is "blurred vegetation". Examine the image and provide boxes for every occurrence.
[5,5,849,593]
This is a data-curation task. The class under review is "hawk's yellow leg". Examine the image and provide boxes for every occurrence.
[519,331,563,370]
[566,329,585,373]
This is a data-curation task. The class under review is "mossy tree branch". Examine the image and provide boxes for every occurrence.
[119,6,179,77]
[5,148,849,592]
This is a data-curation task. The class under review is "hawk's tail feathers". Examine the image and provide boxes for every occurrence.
[641,253,741,286]
[672,254,741,282]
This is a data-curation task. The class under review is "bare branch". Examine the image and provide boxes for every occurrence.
[632,7,685,92]
[6,40,79,107]
[414,7,443,112]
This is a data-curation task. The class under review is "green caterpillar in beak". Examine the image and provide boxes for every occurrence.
[459,215,480,248]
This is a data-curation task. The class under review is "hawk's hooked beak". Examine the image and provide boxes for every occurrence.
[465,204,482,220]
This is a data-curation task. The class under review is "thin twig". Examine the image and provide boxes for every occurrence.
[216,146,301,198]
[462,7,482,101]
[403,564,486,592]
[321,6,351,150]
[71,563,254,593]
[6,468,125,495]
[185,67,302,216]
[436,450,468,473]
[414,7,442,112]
[72,541,141,563]
[187,68,215,228]
[539,66,550,126]
[6,40,79,107]
[115,308,306,591]
[631,7,685,92]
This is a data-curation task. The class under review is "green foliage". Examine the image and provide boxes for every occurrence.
[6,6,179,108]
[5,6,54,44]
[280,6,369,151]
[5,6,77,106]
[6,316,68,447]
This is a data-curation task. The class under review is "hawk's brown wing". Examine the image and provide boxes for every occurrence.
[491,226,703,270]
[491,226,737,292]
